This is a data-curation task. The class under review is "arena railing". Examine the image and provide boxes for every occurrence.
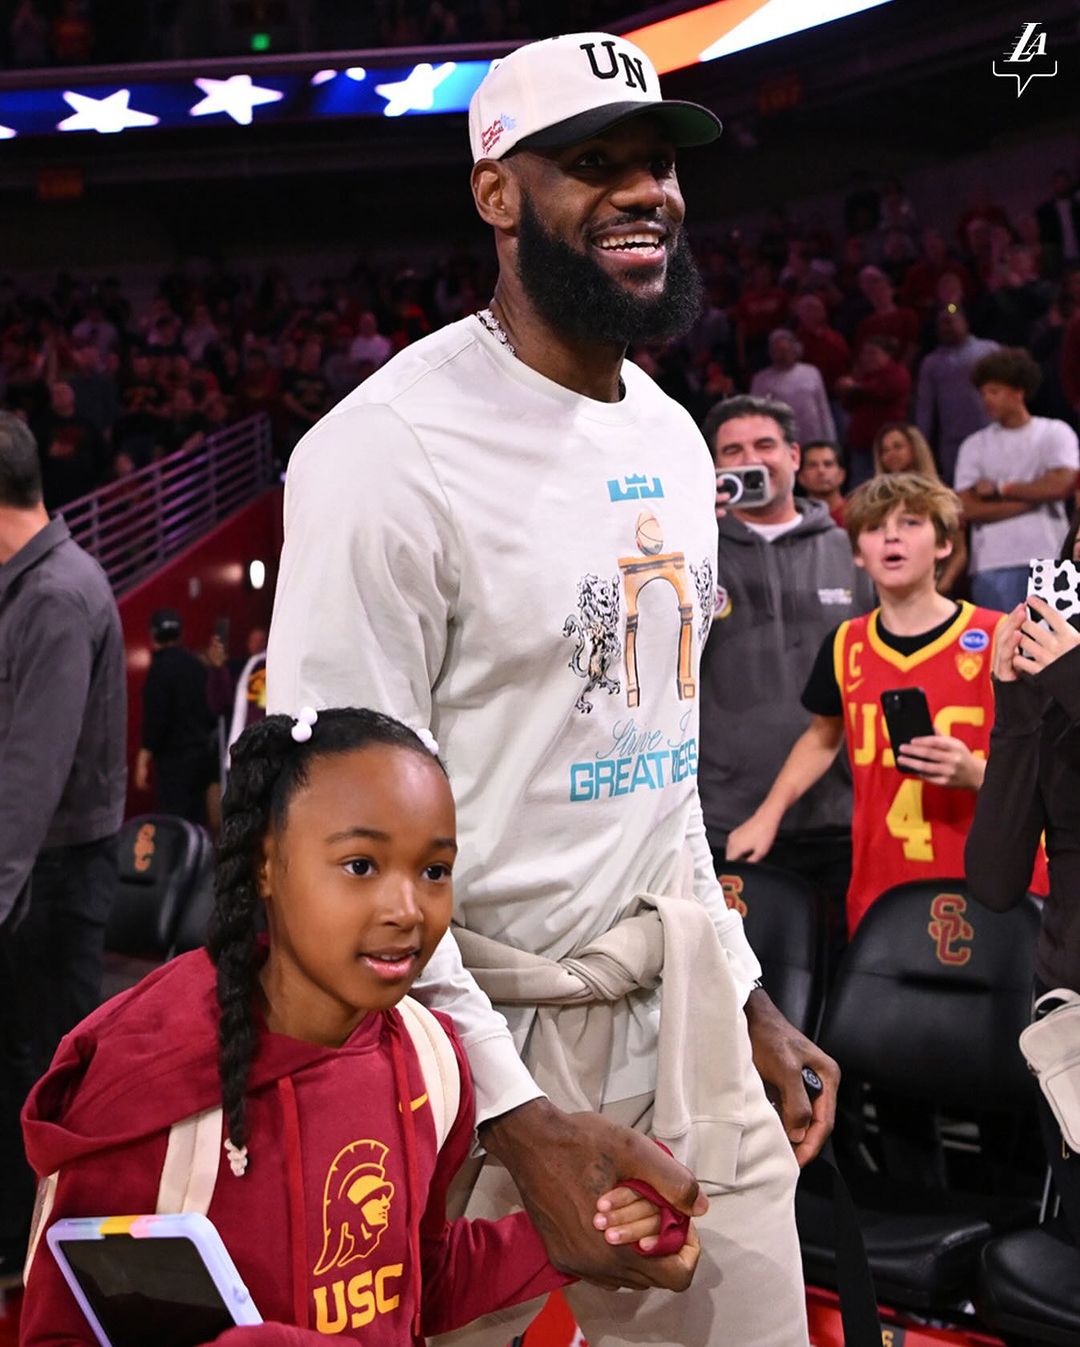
[61,413,275,595]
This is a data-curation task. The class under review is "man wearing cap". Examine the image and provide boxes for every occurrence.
[269,32,833,1345]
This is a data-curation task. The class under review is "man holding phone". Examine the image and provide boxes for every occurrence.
[698,395,873,918]
[727,472,1044,934]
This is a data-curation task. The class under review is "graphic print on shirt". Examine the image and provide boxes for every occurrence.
[689,558,715,646]
[313,1138,396,1274]
[616,509,696,709]
[563,573,623,714]
[312,1138,405,1334]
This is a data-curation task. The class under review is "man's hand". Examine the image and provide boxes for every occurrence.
[896,734,985,790]
[744,988,838,1166]
[973,478,998,500]
[1016,595,1080,674]
[478,1098,707,1291]
[726,809,780,863]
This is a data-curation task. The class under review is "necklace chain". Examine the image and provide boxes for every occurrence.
[477,303,625,398]
[477,306,516,357]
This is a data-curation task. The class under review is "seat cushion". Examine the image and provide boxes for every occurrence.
[976,1222,1080,1346]
[798,1177,1036,1309]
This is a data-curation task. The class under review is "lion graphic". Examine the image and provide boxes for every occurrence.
[689,558,715,646]
[563,573,622,715]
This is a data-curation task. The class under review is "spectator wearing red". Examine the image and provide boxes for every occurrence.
[899,228,976,320]
[836,336,912,484]
[735,260,789,375]
[793,293,851,394]
[855,266,920,367]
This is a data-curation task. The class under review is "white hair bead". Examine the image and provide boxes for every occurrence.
[224,1138,249,1177]
[291,706,318,743]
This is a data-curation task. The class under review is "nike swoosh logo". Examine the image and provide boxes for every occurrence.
[397,1093,428,1114]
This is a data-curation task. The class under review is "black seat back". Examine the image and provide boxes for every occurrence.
[821,879,1040,1112]
[171,843,215,955]
[713,860,823,1034]
[106,815,211,958]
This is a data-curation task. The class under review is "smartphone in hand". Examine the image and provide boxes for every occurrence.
[881,687,934,772]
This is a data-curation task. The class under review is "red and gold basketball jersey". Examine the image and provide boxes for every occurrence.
[834,601,1045,932]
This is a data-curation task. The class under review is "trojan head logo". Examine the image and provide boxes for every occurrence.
[927,893,974,967]
[719,874,748,919]
[133,822,156,873]
[313,1139,396,1275]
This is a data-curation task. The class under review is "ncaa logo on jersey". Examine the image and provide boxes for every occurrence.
[927,893,974,966]
[959,629,990,652]
[719,873,748,917]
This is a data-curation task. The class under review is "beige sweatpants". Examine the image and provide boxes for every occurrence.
[432,1014,809,1347]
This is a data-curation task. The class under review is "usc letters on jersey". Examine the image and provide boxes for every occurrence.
[834,601,1020,931]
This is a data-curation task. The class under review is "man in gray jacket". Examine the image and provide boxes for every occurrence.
[700,395,873,914]
[0,412,126,1274]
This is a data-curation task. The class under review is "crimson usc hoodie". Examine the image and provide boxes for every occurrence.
[21,950,568,1345]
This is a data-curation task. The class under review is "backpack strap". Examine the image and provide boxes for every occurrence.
[397,996,462,1151]
[156,1106,223,1215]
[23,1171,58,1282]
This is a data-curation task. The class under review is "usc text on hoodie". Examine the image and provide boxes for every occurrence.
[21,950,567,1344]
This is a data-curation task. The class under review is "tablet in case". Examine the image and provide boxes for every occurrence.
[47,1212,261,1347]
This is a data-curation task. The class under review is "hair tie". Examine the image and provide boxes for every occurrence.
[415,727,439,756]
[291,706,318,743]
[224,1137,249,1177]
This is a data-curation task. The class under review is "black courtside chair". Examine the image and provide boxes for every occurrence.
[101,814,213,998]
[797,878,1043,1315]
[975,1218,1080,1346]
[713,859,825,1036]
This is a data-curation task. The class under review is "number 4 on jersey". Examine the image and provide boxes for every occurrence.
[886,777,935,861]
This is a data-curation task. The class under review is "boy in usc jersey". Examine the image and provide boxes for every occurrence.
[727,473,1044,932]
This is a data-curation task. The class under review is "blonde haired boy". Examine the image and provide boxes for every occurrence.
[728,473,1043,932]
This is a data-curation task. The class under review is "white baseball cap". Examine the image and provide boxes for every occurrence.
[468,32,722,162]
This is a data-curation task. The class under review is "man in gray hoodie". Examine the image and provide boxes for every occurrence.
[700,394,874,910]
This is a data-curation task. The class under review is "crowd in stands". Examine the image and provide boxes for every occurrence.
[2,169,1079,518]
[0,0,632,67]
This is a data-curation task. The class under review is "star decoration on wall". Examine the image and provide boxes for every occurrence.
[374,62,456,117]
[189,74,284,126]
[58,89,159,134]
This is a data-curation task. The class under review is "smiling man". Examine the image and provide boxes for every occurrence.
[268,33,834,1347]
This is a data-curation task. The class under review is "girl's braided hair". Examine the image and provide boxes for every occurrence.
[207,707,439,1159]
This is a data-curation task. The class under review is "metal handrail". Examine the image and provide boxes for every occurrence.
[62,414,275,595]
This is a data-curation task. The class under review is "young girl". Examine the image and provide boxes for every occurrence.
[21,708,668,1343]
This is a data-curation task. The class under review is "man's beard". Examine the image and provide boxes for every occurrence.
[515,193,703,346]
